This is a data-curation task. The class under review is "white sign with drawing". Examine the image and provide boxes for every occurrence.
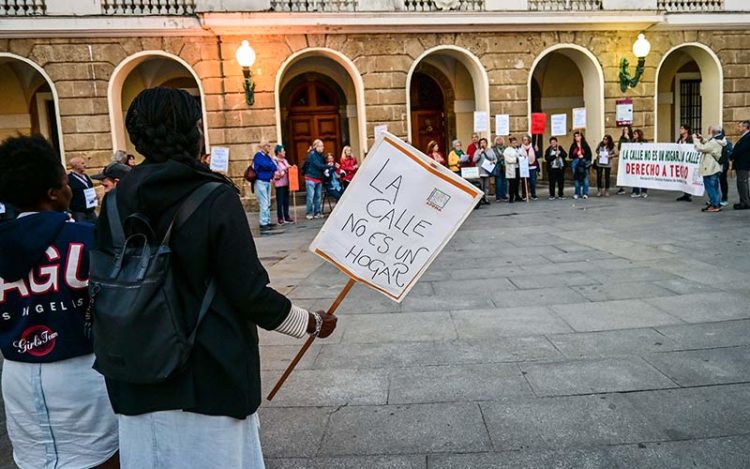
[309,133,482,301]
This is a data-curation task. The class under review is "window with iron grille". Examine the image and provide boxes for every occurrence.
[680,79,701,134]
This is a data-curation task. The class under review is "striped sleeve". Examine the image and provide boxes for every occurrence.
[273,304,309,338]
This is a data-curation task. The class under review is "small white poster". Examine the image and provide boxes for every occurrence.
[495,114,510,136]
[616,101,634,125]
[480,158,496,175]
[210,146,230,173]
[0,202,5,215]
[84,187,98,209]
[374,125,388,140]
[474,112,489,133]
[461,167,480,179]
[519,156,530,178]
[572,107,586,129]
[309,132,482,301]
[551,114,567,137]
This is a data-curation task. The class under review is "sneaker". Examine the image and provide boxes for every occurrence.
[314,214,323,219]
[260,224,271,231]
[630,193,640,198]
[676,194,692,202]
[641,193,648,198]
[558,195,567,200]
[573,195,579,200]
[720,201,729,207]
[583,194,589,199]
[306,214,313,220]
[616,188,625,195]
[549,196,556,200]
[707,206,721,212]
[597,191,602,197]
[284,218,296,223]
[604,191,610,197]
[531,196,538,201]
[278,219,285,225]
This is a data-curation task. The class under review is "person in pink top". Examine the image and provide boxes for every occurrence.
[339,145,358,189]
[273,144,293,224]
[520,134,539,200]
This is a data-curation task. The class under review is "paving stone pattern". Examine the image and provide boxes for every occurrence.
[2,189,750,468]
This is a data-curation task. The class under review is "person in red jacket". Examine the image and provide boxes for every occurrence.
[464,132,480,167]
[339,145,358,189]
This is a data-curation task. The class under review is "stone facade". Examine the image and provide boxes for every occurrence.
[1,29,749,191]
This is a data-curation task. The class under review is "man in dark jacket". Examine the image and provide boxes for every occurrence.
[303,139,328,219]
[95,87,337,467]
[67,156,97,223]
[732,120,750,210]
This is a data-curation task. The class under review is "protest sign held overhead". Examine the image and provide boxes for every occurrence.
[309,133,483,302]
[617,143,705,196]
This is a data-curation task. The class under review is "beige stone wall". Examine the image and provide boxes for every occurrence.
[1,30,748,191]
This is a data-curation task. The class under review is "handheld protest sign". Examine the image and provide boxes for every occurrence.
[267,133,482,400]
[310,132,482,302]
[288,165,300,192]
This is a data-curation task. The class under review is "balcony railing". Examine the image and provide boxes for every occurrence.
[0,0,46,15]
[404,0,484,11]
[270,0,357,12]
[657,0,723,11]
[528,0,602,10]
[101,0,196,15]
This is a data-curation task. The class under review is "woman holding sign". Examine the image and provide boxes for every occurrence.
[504,137,521,203]
[475,138,496,204]
[594,135,618,197]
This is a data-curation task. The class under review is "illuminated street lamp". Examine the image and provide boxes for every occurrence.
[236,40,256,105]
[619,33,651,93]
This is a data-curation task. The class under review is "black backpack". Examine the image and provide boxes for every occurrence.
[88,182,222,384]
[720,139,733,167]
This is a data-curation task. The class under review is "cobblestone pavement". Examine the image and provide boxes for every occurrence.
[2,187,750,468]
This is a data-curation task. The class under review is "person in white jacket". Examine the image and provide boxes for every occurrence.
[693,125,727,212]
[504,137,521,203]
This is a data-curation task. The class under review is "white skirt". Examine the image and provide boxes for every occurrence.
[119,410,265,469]
[1,353,118,469]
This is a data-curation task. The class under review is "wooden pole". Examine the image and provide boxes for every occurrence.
[524,177,530,204]
[267,278,356,401]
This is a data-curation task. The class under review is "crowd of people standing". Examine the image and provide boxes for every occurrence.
[426,121,750,213]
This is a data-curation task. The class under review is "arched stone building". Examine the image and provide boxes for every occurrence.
[1,1,748,192]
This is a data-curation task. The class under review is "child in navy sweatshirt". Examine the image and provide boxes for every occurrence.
[0,136,118,468]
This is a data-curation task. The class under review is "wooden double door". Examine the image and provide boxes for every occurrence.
[285,80,343,181]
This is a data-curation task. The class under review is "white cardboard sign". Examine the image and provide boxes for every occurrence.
[309,133,483,301]
[495,114,510,136]
[551,114,567,137]
[210,146,230,173]
[474,112,489,133]
[519,156,530,178]
[572,107,587,129]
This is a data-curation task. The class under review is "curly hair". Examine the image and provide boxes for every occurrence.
[0,135,65,209]
[125,87,203,163]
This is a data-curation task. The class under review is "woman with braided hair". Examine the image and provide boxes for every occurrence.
[95,88,337,468]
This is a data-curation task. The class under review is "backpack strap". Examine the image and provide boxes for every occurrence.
[105,189,126,250]
[188,279,216,345]
[162,182,223,245]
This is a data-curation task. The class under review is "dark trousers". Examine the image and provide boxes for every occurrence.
[596,166,611,191]
[276,186,290,221]
[508,169,521,202]
[720,162,729,201]
[737,170,750,206]
[549,168,564,197]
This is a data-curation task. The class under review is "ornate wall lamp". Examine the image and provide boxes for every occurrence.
[235,40,257,105]
[619,33,651,93]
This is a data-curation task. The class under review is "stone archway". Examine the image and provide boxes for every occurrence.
[108,51,209,158]
[529,44,605,151]
[275,48,367,160]
[655,43,723,142]
[0,53,65,160]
